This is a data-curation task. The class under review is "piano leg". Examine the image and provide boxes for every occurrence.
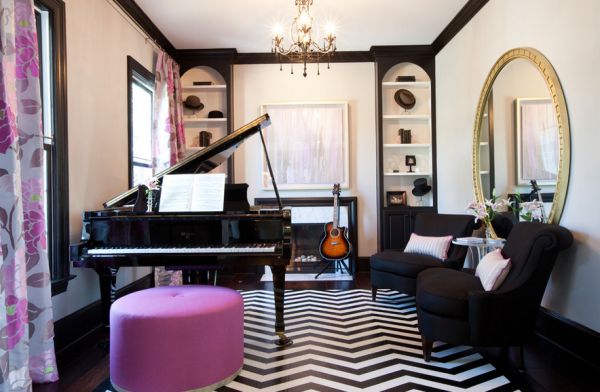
[96,266,119,331]
[270,264,292,346]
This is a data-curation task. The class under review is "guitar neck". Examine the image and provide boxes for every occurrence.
[332,193,339,229]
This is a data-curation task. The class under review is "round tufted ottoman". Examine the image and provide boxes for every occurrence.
[110,285,244,392]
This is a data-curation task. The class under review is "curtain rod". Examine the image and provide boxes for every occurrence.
[104,0,163,55]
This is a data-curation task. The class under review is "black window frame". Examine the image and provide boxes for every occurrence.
[35,0,71,296]
[127,56,155,188]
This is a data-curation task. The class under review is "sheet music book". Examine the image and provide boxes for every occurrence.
[158,173,226,212]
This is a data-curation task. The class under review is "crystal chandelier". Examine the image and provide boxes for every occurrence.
[272,0,337,77]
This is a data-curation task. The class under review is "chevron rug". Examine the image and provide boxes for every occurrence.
[95,289,518,391]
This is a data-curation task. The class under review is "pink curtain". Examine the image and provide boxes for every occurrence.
[152,51,185,286]
[151,51,186,173]
[0,0,59,388]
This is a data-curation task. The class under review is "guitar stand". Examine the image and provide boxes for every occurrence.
[315,258,350,279]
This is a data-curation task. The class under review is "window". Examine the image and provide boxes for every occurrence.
[35,0,70,295]
[127,56,155,188]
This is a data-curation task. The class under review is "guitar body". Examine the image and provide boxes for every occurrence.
[319,222,352,261]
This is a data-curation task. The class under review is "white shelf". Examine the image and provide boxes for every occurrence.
[182,84,227,90]
[184,118,227,124]
[480,171,490,175]
[382,81,431,88]
[480,142,489,146]
[384,172,432,176]
[383,114,430,120]
[383,143,430,148]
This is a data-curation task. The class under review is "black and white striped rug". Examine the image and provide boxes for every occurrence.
[97,289,517,391]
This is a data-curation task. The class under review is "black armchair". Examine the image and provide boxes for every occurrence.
[370,213,475,299]
[416,222,573,364]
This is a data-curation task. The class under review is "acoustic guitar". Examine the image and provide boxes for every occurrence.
[319,184,352,261]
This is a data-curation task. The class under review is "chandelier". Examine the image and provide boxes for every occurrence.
[272,0,337,77]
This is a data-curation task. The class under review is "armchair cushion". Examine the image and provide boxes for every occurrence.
[475,249,512,291]
[371,251,441,278]
[404,233,453,260]
[417,268,483,318]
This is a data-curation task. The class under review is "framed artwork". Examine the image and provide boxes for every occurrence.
[386,191,407,206]
[260,101,349,190]
[515,98,559,185]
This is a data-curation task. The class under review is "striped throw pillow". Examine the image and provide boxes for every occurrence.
[403,233,453,260]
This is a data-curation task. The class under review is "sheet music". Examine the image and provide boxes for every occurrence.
[159,174,226,212]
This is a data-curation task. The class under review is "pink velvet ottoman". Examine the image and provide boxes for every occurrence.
[110,286,244,392]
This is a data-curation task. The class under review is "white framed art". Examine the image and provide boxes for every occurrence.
[260,101,349,190]
[515,97,559,186]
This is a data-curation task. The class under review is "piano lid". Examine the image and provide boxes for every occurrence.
[104,114,271,209]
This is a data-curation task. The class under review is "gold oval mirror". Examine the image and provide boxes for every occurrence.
[472,47,570,228]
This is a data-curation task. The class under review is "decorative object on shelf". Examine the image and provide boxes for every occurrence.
[208,110,223,118]
[183,95,204,111]
[396,75,416,82]
[412,178,431,197]
[399,128,412,144]
[193,81,212,86]
[386,191,407,206]
[394,89,416,110]
[199,131,212,147]
[271,0,337,77]
[405,155,416,172]
[466,193,511,239]
[144,177,161,213]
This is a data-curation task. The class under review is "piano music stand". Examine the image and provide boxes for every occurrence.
[315,258,351,279]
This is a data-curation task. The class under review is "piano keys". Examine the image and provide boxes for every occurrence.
[70,114,293,345]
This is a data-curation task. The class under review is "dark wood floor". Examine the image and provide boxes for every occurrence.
[34,272,599,392]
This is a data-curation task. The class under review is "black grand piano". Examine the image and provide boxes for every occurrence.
[70,114,293,345]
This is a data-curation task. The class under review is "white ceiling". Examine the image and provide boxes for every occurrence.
[135,0,468,52]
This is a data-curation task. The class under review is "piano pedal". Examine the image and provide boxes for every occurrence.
[274,332,293,347]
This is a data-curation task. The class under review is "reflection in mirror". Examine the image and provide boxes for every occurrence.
[473,48,570,227]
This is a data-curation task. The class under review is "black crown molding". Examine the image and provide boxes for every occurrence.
[113,0,177,58]
[432,0,489,54]
[234,51,373,65]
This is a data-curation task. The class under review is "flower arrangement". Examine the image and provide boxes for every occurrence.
[512,193,546,222]
[466,193,511,238]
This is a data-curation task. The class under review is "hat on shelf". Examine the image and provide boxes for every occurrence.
[412,177,432,197]
[208,110,224,118]
[183,95,204,110]
[395,75,416,82]
[394,89,416,110]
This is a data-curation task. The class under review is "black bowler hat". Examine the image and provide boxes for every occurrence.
[412,177,432,196]
[208,110,223,118]
[394,89,416,110]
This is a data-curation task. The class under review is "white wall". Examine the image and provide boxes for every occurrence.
[436,0,600,331]
[52,0,155,320]
[233,63,378,257]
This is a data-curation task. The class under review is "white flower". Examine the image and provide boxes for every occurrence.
[145,177,160,191]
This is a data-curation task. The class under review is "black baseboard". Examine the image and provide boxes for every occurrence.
[53,273,154,368]
[535,307,600,370]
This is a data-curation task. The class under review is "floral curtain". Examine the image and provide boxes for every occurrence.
[152,50,185,286]
[0,0,59,389]
[151,50,186,173]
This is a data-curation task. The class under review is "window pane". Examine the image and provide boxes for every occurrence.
[131,79,153,187]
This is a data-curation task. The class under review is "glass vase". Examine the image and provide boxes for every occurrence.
[146,191,154,213]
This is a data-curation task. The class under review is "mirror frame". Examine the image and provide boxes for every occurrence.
[472,47,570,226]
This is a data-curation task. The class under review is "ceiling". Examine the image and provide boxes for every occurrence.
[134,0,469,52]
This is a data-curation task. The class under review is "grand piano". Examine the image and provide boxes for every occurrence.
[70,114,293,345]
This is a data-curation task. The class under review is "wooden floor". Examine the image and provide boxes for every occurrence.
[33,272,599,392]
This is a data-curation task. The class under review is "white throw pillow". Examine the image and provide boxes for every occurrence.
[475,249,512,291]
[403,233,453,260]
